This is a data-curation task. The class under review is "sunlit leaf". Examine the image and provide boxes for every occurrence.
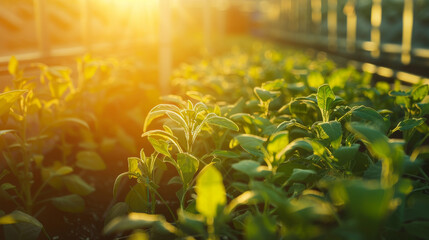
[128,157,142,179]
[196,166,226,219]
[0,90,26,117]
[148,137,171,157]
[235,134,266,156]
[254,87,280,102]
[103,212,178,236]
[143,104,182,132]
[76,151,106,171]
[317,84,335,122]
[206,115,239,131]
[232,160,271,178]
[0,210,42,228]
[411,84,428,102]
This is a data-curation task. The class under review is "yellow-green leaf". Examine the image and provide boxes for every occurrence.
[76,151,106,171]
[196,166,226,219]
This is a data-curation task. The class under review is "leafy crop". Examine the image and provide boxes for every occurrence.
[0,55,155,239]
[106,42,429,240]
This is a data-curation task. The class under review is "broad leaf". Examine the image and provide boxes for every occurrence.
[267,131,289,156]
[254,87,280,102]
[392,118,425,132]
[177,153,199,186]
[143,104,182,132]
[315,121,342,149]
[286,169,317,184]
[317,84,335,122]
[51,194,85,213]
[411,84,428,102]
[232,160,271,178]
[148,137,171,157]
[235,134,266,156]
[0,90,26,117]
[103,212,177,236]
[196,166,226,219]
[76,151,106,171]
[63,174,95,196]
[128,157,142,178]
[125,183,148,213]
[206,116,239,131]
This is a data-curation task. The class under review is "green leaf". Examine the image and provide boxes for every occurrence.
[196,166,226,219]
[261,78,285,91]
[125,183,148,213]
[286,169,317,184]
[210,150,240,158]
[103,212,178,236]
[63,174,95,196]
[42,118,89,133]
[330,180,393,233]
[104,202,129,226]
[51,194,85,213]
[206,116,239,131]
[389,90,410,97]
[350,106,389,133]
[128,157,142,178]
[235,134,266,156]
[143,104,182,132]
[0,90,26,117]
[148,137,171,157]
[0,210,43,240]
[333,144,360,167]
[393,118,425,132]
[346,122,391,160]
[177,153,199,186]
[113,172,131,198]
[232,160,271,178]
[317,84,335,122]
[411,84,428,102]
[276,139,313,160]
[254,87,280,102]
[76,151,106,171]
[267,131,289,156]
[404,221,429,239]
[315,121,342,149]
[0,210,42,228]
[53,166,73,176]
[417,103,429,116]
[245,214,277,240]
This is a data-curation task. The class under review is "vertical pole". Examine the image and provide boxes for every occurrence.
[203,0,212,55]
[402,0,413,65]
[311,0,322,34]
[80,0,91,52]
[327,0,337,50]
[371,0,382,58]
[345,0,357,53]
[159,0,171,95]
[33,0,50,57]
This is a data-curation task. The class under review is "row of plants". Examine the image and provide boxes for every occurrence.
[106,42,429,239]
[0,55,159,239]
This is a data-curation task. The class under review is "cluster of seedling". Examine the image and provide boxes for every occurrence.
[106,43,429,239]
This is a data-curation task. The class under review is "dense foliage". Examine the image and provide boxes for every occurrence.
[107,43,429,239]
[0,55,159,239]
